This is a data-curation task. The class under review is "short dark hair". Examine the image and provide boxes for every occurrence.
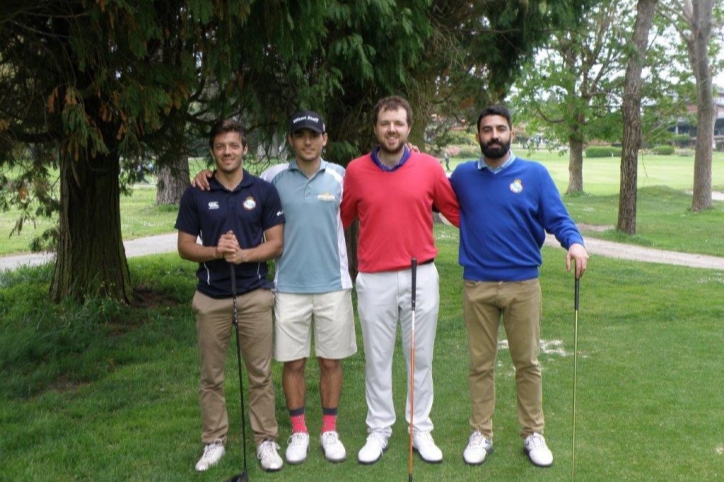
[373,96,413,126]
[209,119,248,148]
[476,105,512,132]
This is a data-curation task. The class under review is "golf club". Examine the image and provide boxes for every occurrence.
[226,263,249,482]
[571,275,580,482]
[408,258,417,482]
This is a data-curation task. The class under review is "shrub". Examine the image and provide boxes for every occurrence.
[585,146,621,158]
[672,134,692,147]
[457,147,480,159]
[651,145,675,155]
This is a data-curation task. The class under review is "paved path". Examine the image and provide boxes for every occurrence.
[2,231,724,272]
[0,234,179,272]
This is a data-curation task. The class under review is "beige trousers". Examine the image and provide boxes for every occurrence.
[463,278,544,440]
[193,289,278,446]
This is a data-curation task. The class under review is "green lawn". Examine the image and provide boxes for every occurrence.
[1,226,723,481]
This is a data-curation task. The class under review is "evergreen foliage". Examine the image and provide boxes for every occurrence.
[1,1,587,303]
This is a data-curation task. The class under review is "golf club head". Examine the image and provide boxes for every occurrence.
[226,472,248,482]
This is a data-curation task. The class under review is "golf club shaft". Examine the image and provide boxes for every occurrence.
[230,264,249,480]
[572,276,580,482]
[408,258,417,482]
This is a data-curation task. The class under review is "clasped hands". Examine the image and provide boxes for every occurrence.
[215,230,248,264]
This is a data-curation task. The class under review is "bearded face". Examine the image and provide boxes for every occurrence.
[479,137,511,160]
[477,114,514,163]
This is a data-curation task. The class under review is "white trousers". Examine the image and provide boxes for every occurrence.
[356,262,440,436]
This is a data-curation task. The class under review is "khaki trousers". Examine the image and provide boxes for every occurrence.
[463,279,544,439]
[193,289,278,446]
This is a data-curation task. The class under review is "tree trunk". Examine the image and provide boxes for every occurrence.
[566,136,584,194]
[156,154,190,205]
[51,150,132,303]
[690,0,715,211]
[617,0,658,235]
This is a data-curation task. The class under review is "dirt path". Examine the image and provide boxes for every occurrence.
[545,234,724,270]
[2,231,724,272]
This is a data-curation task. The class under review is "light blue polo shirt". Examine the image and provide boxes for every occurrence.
[261,160,352,293]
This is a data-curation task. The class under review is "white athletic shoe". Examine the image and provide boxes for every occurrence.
[285,432,309,464]
[257,440,283,472]
[524,432,553,467]
[412,431,443,463]
[195,439,225,472]
[463,431,493,465]
[357,433,388,464]
[320,431,347,462]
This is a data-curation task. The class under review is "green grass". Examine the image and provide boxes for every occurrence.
[1,225,723,481]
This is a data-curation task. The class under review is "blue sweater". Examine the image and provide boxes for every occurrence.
[449,156,584,282]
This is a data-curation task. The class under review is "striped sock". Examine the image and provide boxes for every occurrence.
[322,407,338,433]
[289,407,307,434]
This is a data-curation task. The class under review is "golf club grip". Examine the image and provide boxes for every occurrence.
[411,258,417,311]
[230,264,237,298]
[574,276,580,311]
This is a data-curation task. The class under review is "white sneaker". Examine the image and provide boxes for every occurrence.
[412,430,443,463]
[285,432,309,464]
[195,439,225,472]
[463,431,493,465]
[320,431,347,462]
[524,432,553,467]
[357,433,388,464]
[257,440,283,472]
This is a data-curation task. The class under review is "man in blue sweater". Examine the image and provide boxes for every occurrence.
[449,105,588,468]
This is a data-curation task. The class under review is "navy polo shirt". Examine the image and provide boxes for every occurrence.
[175,170,285,298]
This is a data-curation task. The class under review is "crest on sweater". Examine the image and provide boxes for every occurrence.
[509,179,523,194]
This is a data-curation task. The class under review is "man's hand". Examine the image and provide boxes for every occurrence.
[405,142,420,153]
[216,230,238,262]
[566,243,589,279]
[191,169,214,191]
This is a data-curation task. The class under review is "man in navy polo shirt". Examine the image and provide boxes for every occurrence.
[175,119,286,473]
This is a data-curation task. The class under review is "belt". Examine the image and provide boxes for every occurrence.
[420,258,434,265]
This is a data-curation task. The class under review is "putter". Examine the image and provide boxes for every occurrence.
[226,264,249,482]
[571,275,580,482]
[408,258,418,482]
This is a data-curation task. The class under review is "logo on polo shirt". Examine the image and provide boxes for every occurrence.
[243,197,257,210]
[317,192,336,202]
[208,201,220,210]
[510,179,523,194]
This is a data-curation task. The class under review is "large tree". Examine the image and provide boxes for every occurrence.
[1,0,443,302]
[0,1,335,302]
[617,0,659,235]
[658,0,720,211]
[512,1,637,194]
[1,0,594,302]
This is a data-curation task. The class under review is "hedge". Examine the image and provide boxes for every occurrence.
[585,146,621,158]
[651,145,675,155]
